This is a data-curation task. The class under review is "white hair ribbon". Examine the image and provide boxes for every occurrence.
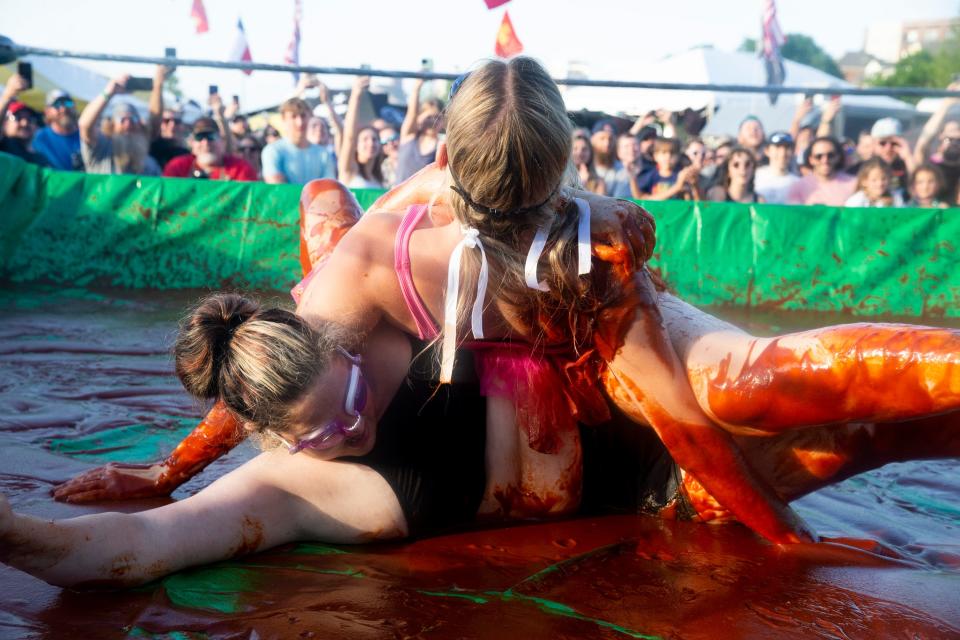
[523,197,593,292]
[575,197,592,276]
[440,226,489,383]
[524,222,552,292]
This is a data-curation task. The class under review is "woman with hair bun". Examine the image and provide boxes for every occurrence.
[8,57,960,587]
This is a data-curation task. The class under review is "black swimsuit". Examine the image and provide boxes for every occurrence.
[345,340,687,537]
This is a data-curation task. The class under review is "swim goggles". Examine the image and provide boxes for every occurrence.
[283,346,368,454]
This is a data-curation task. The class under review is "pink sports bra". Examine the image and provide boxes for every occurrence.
[394,205,440,340]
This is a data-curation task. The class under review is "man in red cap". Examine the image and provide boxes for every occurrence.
[0,73,48,166]
[162,117,257,181]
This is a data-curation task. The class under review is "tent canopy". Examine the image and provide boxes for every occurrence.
[559,48,917,137]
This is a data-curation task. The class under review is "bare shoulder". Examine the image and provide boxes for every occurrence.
[571,190,656,264]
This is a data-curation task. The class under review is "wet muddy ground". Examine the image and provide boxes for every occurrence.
[0,287,957,639]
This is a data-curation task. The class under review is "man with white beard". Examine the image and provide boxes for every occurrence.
[162,118,256,181]
[78,74,161,176]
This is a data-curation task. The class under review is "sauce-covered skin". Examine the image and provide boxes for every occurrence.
[53,166,960,543]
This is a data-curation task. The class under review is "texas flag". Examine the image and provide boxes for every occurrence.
[190,0,209,34]
[230,19,254,75]
[495,11,523,58]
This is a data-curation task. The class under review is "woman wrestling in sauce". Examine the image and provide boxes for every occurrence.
[4,57,958,589]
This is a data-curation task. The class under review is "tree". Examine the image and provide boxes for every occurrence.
[736,34,842,78]
[164,71,184,100]
[780,34,843,78]
[867,27,960,103]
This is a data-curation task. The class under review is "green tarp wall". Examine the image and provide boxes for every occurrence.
[1,152,958,317]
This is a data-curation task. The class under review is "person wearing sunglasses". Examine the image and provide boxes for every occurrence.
[77,74,162,176]
[786,136,855,205]
[706,146,763,203]
[31,89,83,171]
[145,65,191,169]
[855,118,913,199]
[162,118,256,181]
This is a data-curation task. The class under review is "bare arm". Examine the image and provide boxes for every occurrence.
[789,97,813,141]
[0,74,29,139]
[337,75,369,181]
[318,82,343,153]
[209,92,234,155]
[629,112,656,136]
[148,66,166,140]
[400,78,424,143]
[79,75,128,146]
[914,82,960,165]
[602,270,814,544]
[815,96,841,138]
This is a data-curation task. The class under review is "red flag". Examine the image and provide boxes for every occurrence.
[229,19,254,75]
[190,0,209,34]
[484,0,511,8]
[494,11,523,58]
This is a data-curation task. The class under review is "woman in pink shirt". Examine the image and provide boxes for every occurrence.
[787,137,856,206]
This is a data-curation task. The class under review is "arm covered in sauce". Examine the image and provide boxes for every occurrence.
[602,269,815,544]
[55,180,365,503]
[52,402,244,503]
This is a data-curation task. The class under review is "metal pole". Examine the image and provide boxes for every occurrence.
[5,40,960,100]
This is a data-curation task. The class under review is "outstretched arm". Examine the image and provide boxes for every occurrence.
[337,75,369,181]
[602,270,814,544]
[53,401,245,503]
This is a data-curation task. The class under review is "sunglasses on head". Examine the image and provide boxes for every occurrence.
[379,134,399,145]
[194,131,219,142]
[283,346,368,455]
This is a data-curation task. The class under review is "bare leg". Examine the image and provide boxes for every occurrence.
[660,293,960,434]
[3,451,406,588]
[743,411,960,501]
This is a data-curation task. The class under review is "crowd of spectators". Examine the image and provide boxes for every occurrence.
[2,65,959,209]
[577,84,960,208]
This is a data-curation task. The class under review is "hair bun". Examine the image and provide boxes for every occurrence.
[174,293,261,399]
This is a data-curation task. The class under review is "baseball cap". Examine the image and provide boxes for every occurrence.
[46,89,72,106]
[192,117,220,136]
[768,131,794,146]
[7,101,36,118]
[591,118,616,135]
[111,102,140,122]
[870,117,902,139]
[637,125,659,141]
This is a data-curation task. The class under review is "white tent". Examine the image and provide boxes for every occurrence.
[559,48,917,137]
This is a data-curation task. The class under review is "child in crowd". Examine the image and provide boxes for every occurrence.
[754,132,799,204]
[707,146,763,203]
[845,157,904,208]
[632,137,697,200]
[907,164,949,208]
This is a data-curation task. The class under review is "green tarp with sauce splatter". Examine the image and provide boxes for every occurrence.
[1,151,957,317]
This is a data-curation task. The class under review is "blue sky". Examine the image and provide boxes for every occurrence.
[4,0,956,110]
